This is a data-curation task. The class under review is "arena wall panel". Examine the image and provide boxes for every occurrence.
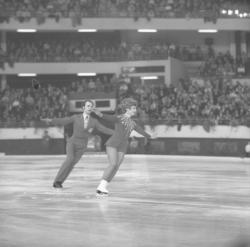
[0,126,249,156]
[127,138,249,157]
[0,60,169,76]
[0,139,65,155]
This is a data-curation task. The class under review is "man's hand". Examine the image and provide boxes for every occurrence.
[92,108,103,117]
[144,133,157,146]
[41,118,52,125]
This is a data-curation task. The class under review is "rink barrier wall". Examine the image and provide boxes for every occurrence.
[0,137,248,156]
[128,137,249,157]
[0,139,65,155]
[0,126,249,156]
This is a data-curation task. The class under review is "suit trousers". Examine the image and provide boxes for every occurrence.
[54,140,86,183]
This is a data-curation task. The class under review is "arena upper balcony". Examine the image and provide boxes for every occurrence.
[0,1,249,80]
[0,0,250,31]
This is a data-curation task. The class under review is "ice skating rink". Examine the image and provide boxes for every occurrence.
[0,154,250,247]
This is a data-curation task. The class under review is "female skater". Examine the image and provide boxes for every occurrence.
[93,98,151,196]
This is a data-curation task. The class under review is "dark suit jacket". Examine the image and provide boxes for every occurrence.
[51,114,114,146]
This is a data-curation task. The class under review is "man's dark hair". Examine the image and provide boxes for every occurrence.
[82,99,95,108]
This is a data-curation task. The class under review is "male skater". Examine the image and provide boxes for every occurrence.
[42,100,113,188]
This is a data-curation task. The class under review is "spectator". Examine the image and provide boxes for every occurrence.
[0,0,249,24]
[1,76,250,128]
[4,35,245,75]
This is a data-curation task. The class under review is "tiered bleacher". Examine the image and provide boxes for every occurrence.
[0,0,249,23]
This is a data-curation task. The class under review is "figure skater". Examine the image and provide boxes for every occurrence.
[93,98,151,196]
[41,100,114,188]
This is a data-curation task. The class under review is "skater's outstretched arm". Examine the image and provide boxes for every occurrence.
[92,109,118,123]
[134,124,151,139]
[134,124,151,145]
[41,115,75,126]
[94,120,114,135]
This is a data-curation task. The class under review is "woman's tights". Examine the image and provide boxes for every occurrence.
[102,146,125,182]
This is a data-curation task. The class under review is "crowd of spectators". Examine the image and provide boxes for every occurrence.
[3,37,246,77]
[0,84,69,127]
[199,49,235,77]
[197,46,248,77]
[67,74,116,93]
[1,1,249,131]
[1,74,249,129]
[2,36,244,74]
[6,37,206,63]
[0,0,249,25]
[0,75,116,127]
[117,76,250,128]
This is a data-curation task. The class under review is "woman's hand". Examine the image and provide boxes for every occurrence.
[92,108,103,117]
[144,132,158,145]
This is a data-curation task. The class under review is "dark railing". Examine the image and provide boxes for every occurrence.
[5,53,171,63]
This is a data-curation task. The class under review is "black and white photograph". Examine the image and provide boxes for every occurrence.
[0,0,250,246]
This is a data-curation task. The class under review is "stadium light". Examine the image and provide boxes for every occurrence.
[17,29,37,33]
[140,76,158,80]
[198,29,218,33]
[77,73,97,76]
[18,73,37,77]
[77,29,97,32]
[137,29,157,33]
